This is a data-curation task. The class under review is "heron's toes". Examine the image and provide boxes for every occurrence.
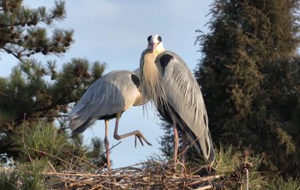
[135,132,152,147]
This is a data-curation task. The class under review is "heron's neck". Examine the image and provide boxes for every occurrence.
[142,51,166,106]
[143,52,159,82]
[133,89,149,106]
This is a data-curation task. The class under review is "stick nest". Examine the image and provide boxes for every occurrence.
[45,161,225,190]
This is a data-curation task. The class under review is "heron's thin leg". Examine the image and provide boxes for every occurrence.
[173,124,179,168]
[104,120,111,170]
[181,133,188,164]
[113,112,152,147]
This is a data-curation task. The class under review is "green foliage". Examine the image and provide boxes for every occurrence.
[0,1,108,183]
[0,58,106,158]
[0,169,19,190]
[267,176,300,190]
[212,145,240,174]
[213,146,267,190]
[0,0,73,60]
[15,122,70,163]
[17,159,47,190]
[13,122,107,170]
[194,0,300,176]
[161,140,268,189]
[0,159,47,190]
[0,122,108,189]
[0,0,107,165]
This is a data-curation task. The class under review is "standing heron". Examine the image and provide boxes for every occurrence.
[68,69,152,170]
[140,34,215,168]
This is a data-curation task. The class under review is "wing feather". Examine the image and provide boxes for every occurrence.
[68,70,138,132]
[157,51,214,161]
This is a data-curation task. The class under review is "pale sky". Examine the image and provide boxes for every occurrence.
[0,0,213,168]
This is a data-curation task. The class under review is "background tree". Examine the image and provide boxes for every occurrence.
[193,0,300,176]
[0,0,72,60]
[0,0,106,160]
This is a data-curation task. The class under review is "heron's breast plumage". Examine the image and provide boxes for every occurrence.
[141,51,167,107]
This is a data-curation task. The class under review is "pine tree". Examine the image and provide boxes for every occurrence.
[0,1,106,158]
[194,0,300,175]
[0,0,72,60]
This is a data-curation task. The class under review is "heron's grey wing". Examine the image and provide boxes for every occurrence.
[157,51,214,161]
[68,71,138,132]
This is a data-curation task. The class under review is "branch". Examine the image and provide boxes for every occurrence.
[62,150,103,170]
[101,141,122,157]
[26,147,81,169]
[2,46,25,63]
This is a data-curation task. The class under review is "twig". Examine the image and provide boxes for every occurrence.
[43,172,103,177]
[177,161,188,179]
[47,160,57,173]
[176,136,200,161]
[26,147,80,169]
[246,168,249,190]
[101,141,122,157]
[162,176,170,190]
[22,113,33,163]
[90,184,106,190]
[62,150,103,170]
[195,185,213,190]
[186,175,224,186]
[244,150,250,190]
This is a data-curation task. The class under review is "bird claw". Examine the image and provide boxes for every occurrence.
[135,135,144,147]
[134,132,152,148]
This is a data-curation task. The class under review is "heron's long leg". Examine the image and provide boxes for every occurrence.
[173,124,179,168]
[181,133,188,165]
[104,119,111,170]
[113,112,152,147]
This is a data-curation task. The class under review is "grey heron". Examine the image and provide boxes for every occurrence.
[68,69,152,170]
[140,34,215,168]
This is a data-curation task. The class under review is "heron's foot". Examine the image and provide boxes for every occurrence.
[171,160,187,174]
[177,161,187,174]
[134,131,152,147]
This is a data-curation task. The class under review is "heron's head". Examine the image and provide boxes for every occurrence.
[147,34,165,54]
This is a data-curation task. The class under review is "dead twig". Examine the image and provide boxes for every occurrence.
[195,185,213,190]
[26,147,80,169]
[47,160,57,173]
[62,150,103,170]
[100,141,122,157]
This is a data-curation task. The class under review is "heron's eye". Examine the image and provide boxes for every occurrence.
[147,35,152,42]
[158,36,162,42]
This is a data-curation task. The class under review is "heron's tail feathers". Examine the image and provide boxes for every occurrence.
[185,127,215,163]
[68,103,86,119]
[69,117,97,133]
[68,103,96,133]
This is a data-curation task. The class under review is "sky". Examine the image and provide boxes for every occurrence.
[0,0,213,168]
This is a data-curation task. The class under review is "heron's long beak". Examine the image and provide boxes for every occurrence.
[152,43,158,52]
[148,42,158,52]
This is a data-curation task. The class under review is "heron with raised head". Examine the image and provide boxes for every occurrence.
[68,69,152,170]
[139,34,215,169]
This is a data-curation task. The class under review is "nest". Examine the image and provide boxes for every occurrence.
[45,161,225,190]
